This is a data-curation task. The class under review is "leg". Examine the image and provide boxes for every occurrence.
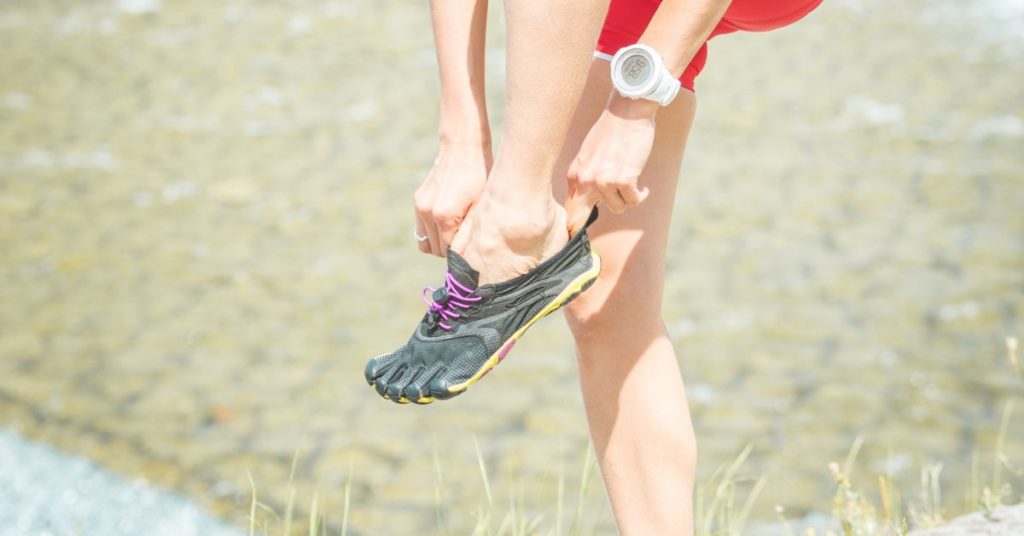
[555,59,698,535]
[451,0,610,284]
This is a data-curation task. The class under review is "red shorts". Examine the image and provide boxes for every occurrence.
[596,0,823,91]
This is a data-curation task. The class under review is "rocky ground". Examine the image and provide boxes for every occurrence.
[911,505,1024,536]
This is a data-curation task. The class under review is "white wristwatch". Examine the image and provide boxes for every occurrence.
[610,44,681,107]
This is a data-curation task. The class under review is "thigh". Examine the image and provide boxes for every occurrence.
[552,59,615,202]
[554,60,696,321]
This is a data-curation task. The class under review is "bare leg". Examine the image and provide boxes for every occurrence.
[451,0,609,284]
[554,60,698,535]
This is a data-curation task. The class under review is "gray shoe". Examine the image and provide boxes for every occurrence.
[364,208,602,404]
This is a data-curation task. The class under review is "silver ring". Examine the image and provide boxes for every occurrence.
[414,229,429,242]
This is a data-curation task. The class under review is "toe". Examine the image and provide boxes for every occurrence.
[386,382,405,402]
[365,348,405,386]
[386,363,422,403]
[401,382,423,402]
[428,375,461,400]
[386,364,413,398]
[402,364,438,402]
[374,378,389,398]
[363,359,379,385]
[390,365,427,404]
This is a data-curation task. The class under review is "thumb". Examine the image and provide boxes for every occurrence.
[434,210,464,252]
[564,181,597,236]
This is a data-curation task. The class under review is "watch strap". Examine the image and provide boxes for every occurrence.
[650,65,681,106]
[611,44,681,107]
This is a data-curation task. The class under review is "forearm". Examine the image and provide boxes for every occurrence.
[642,0,732,77]
[611,0,732,118]
[430,0,491,146]
[488,0,610,198]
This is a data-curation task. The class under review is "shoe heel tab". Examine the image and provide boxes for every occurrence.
[584,206,599,229]
[570,206,599,238]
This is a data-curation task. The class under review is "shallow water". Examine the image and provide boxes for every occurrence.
[0,0,1022,533]
[0,428,244,536]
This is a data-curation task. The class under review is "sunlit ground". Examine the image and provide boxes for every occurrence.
[0,0,1021,533]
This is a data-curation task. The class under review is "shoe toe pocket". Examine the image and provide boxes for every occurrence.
[428,377,458,400]
[374,378,390,398]
[365,347,408,385]
[386,382,406,402]
[402,382,423,402]
[364,359,381,385]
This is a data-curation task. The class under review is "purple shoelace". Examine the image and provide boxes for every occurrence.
[422,272,482,331]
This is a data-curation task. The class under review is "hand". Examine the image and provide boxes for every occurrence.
[565,94,657,232]
[414,142,492,256]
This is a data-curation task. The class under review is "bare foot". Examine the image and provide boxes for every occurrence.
[449,192,568,285]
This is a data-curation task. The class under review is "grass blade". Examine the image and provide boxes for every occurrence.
[474,435,494,507]
[571,443,594,535]
[843,435,865,480]
[556,461,565,536]
[246,470,257,536]
[342,466,353,536]
[308,491,319,536]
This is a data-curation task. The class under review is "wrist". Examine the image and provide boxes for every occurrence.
[439,101,491,149]
[607,93,659,121]
[438,131,491,151]
[438,119,491,150]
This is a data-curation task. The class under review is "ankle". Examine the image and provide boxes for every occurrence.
[483,165,555,205]
[476,192,564,248]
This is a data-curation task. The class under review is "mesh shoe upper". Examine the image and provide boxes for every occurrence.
[364,208,600,403]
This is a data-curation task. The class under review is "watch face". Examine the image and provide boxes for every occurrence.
[619,50,654,92]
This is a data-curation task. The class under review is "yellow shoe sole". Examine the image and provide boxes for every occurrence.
[399,247,602,405]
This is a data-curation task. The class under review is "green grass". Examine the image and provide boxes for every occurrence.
[246,337,1022,535]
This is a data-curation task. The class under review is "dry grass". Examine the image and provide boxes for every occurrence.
[246,337,1022,535]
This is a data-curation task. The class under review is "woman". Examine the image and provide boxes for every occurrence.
[406,0,820,532]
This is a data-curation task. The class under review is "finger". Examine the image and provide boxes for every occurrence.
[564,176,599,235]
[618,182,650,208]
[597,182,628,214]
[414,192,435,254]
[417,206,443,257]
[434,223,448,256]
[425,220,442,257]
[567,159,581,184]
[433,209,463,256]
[415,216,431,253]
[565,165,602,233]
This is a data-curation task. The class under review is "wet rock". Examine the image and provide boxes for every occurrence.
[910,504,1024,536]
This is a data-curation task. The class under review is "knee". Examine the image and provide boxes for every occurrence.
[564,239,667,350]
[563,283,615,341]
[563,277,662,347]
[562,305,604,344]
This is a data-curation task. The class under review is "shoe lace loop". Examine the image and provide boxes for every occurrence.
[422,272,482,331]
